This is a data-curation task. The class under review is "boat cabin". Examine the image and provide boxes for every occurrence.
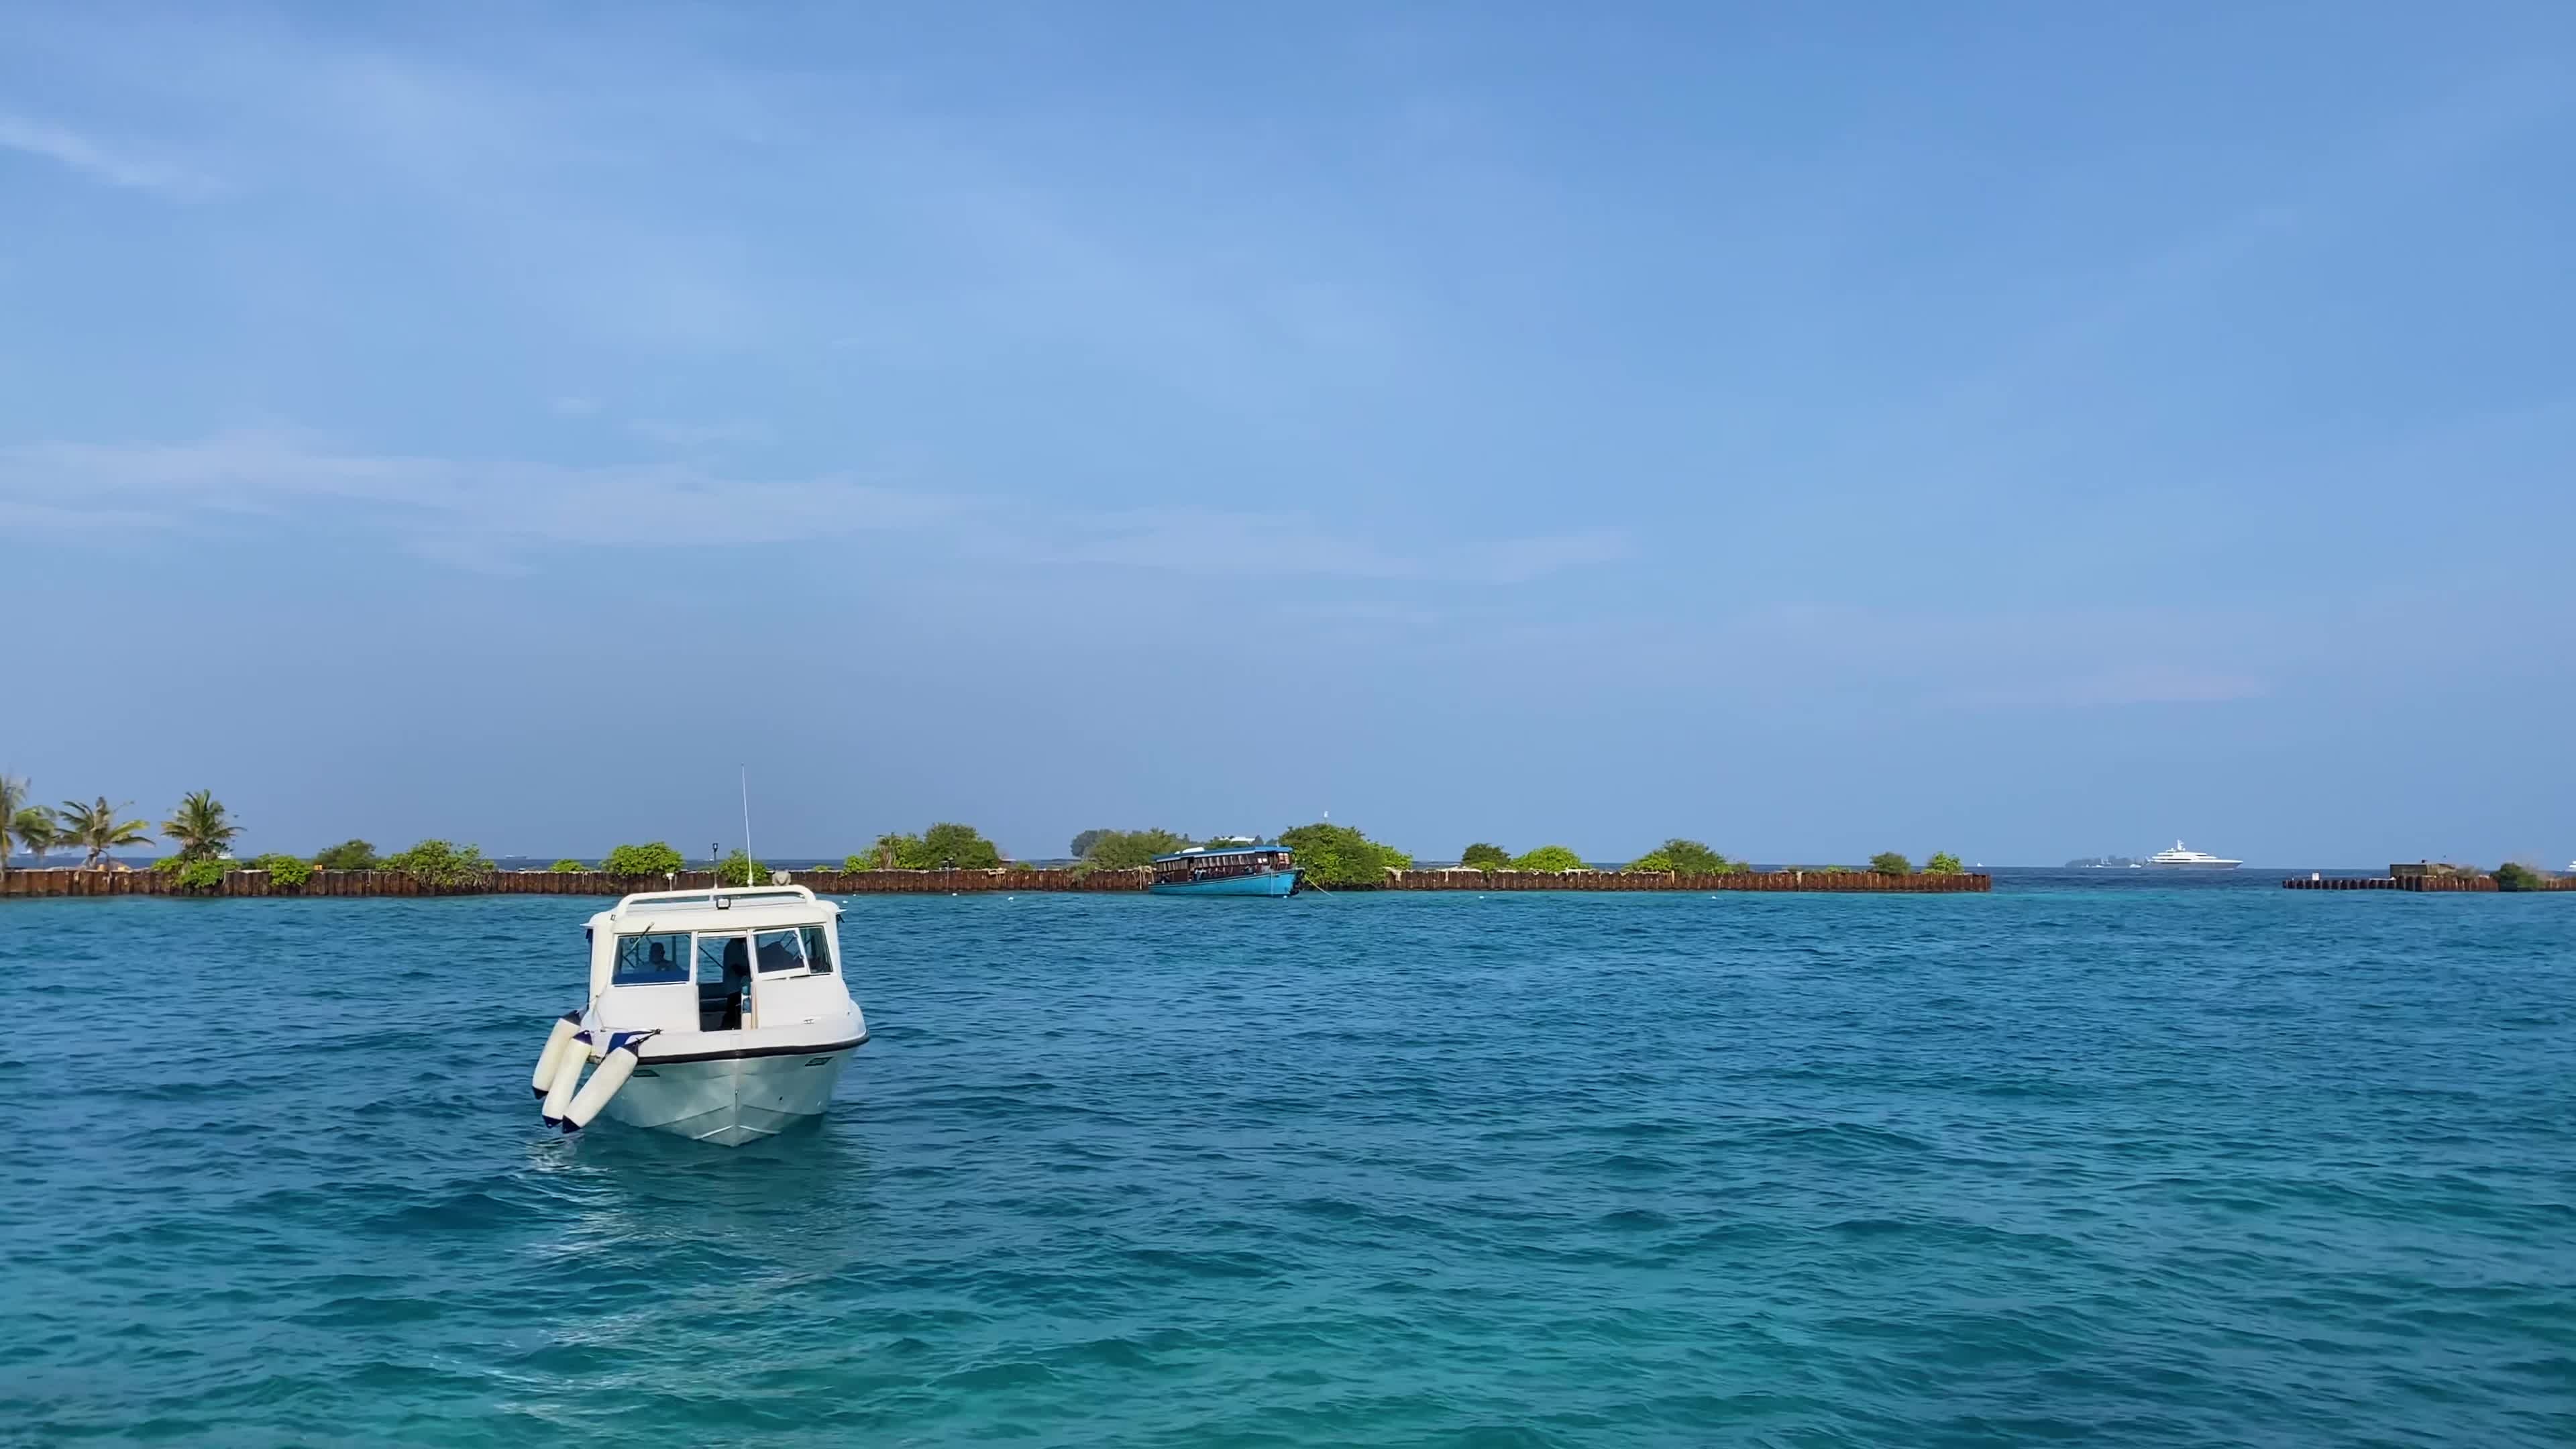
[1150,843,1294,888]
[582,885,853,1038]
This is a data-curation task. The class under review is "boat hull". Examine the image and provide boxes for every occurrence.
[602,1042,858,1146]
[1150,869,1300,897]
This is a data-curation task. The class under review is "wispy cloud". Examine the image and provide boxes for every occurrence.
[1037,509,1629,585]
[0,431,953,567]
[0,112,213,197]
[627,418,775,449]
[1,431,1628,588]
[1940,664,2270,709]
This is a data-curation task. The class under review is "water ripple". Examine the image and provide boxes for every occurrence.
[1,889,2570,1446]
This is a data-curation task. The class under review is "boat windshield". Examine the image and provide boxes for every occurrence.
[613,931,691,985]
[753,925,835,975]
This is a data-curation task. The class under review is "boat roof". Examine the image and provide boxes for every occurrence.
[1153,843,1285,861]
[592,884,839,933]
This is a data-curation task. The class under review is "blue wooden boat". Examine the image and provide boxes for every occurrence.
[1150,841,1301,897]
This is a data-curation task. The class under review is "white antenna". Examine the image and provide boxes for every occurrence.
[739,765,755,886]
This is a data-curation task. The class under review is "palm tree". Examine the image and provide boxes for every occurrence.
[0,774,24,879]
[162,790,241,861]
[60,797,154,870]
[11,806,62,867]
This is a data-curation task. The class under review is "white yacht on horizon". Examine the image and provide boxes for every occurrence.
[2145,841,2242,869]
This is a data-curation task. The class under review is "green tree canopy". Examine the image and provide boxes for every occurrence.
[548,859,587,872]
[712,849,770,885]
[0,774,25,875]
[383,839,492,889]
[1511,845,1587,873]
[920,822,1002,869]
[248,853,313,887]
[60,798,154,869]
[9,805,62,867]
[1068,828,1110,860]
[869,823,1004,870]
[1869,851,1913,874]
[2,776,65,873]
[1460,842,1510,871]
[162,790,240,862]
[2493,861,2545,892]
[1627,839,1740,873]
[313,839,380,871]
[1081,828,1196,870]
[1925,851,1964,875]
[1277,822,1411,886]
[601,841,686,877]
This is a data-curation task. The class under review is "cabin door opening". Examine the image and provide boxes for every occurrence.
[694,932,751,1031]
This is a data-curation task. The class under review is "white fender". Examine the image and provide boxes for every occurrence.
[561,1038,642,1132]
[540,1036,591,1124]
[531,1014,582,1097]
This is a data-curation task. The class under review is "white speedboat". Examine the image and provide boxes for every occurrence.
[529,885,867,1145]
[2145,841,2242,869]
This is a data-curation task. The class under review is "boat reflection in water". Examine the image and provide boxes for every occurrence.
[1150,839,1301,897]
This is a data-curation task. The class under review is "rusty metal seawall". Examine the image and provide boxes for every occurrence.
[1,867,1990,897]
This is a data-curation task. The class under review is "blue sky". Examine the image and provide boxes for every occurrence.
[5,2,2571,867]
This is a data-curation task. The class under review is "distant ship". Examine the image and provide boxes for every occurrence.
[2145,841,2242,869]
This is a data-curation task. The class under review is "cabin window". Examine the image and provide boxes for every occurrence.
[614,932,691,985]
[752,928,812,975]
[695,933,752,983]
[800,924,835,974]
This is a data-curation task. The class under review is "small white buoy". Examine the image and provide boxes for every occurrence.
[562,1036,642,1133]
[540,1036,590,1126]
[530,1014,581,1098]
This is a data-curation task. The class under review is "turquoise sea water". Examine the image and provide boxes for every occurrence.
[3,883,2569,1446]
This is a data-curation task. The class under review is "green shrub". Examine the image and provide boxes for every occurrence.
[1081,828,1195,870]
[313,839,378,871]
[248,853,313,888]
[548,859,587,873]
[384,839,492,890]
[920,822,1002,869]
[1627,839,1741,873]
[1870,851,1913,874]
[1460,842,1510,871]
[1277,822,1411,886]
[600,841,684,877]
[1511,845,1587,873]
[172,857,229,892]
[2493,861,2545,892]
[865,823,1003,870]
[1925,851,1964,875]
[711,849,771,885]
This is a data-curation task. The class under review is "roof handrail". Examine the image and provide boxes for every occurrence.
[610,884,818,913]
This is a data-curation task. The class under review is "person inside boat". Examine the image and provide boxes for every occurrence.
[698,937,751,1030]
